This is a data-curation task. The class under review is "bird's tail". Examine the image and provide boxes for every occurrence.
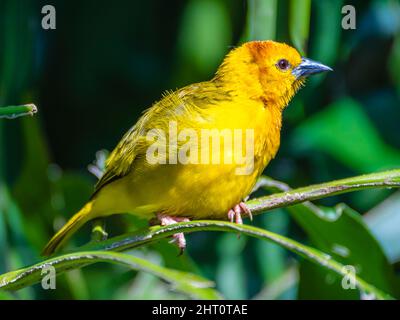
[42,201,95,256]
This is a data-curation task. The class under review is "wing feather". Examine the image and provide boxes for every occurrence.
[92,81,231,196]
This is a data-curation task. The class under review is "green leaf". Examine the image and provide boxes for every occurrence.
[255,210,289,283]
[291,98,400,172]
[0,250,221,300]
[310,0,343,67]
[177,0,231,76]
[1,219,393,299]
[289,0,311,54]
[297,204,399,299]
[258,177,400,299]
[216,233,247,299]
[253,265,298,300]
[306,0,343,88]
[365,190,400,263]
[1,186,35,268]
[0,291,14,300]
[244,0,277,41]
[13,116,52,218]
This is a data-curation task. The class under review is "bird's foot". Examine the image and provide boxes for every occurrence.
[157,214,190,254]
[227,202,253,225]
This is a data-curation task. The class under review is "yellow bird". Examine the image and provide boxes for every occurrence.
[43,40,331,256]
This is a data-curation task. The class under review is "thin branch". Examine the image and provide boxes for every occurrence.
[0,221,393,299]
[246,169,400,216]
[0,103,38,119]
[0,250,220,299]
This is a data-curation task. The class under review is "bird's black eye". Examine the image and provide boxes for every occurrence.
[277,59,290,71]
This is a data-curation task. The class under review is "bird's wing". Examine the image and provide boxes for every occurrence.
[92,82,231,196]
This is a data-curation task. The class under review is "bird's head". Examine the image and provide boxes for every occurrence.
[216,40,332,109]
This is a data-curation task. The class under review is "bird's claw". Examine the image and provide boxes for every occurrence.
[227,202,252,224]
[157,214,189,254]
[168,233,187,256]
[227,202,252,239]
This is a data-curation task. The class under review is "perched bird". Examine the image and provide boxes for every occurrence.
[43,40,332,256]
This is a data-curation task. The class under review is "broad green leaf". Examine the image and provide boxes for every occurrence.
[289,0,311,54]
[365,190,400,263]
[255,210,289,283]
[151,240,200,273]
[177,0,231,76]
[12,116,53,250]
[298,259,358,299]
[2,187,35,267]
[291,98,400,172]
[63,269,90,300]
[0,186,35,299]
[306,0,343,88]
[216,233,247,299]
[310,0,343,67]
[296,204,399,299]
[13,117,52,217]
[115,269,185,300]
[0,291,14,300]
[258,176,400,299]
[252,265,298,300]
[0,250,222,300]
[113,251,190,299]
[244,0,277,41]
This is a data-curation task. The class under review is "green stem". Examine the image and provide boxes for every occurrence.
[0,104,37,119]
[0,250,220,299]
[0,221,393,299]
[247,169,400,215]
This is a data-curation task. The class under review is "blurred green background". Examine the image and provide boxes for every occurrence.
[1,0,400,299]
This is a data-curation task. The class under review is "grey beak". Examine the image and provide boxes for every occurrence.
[292,58,333,78]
